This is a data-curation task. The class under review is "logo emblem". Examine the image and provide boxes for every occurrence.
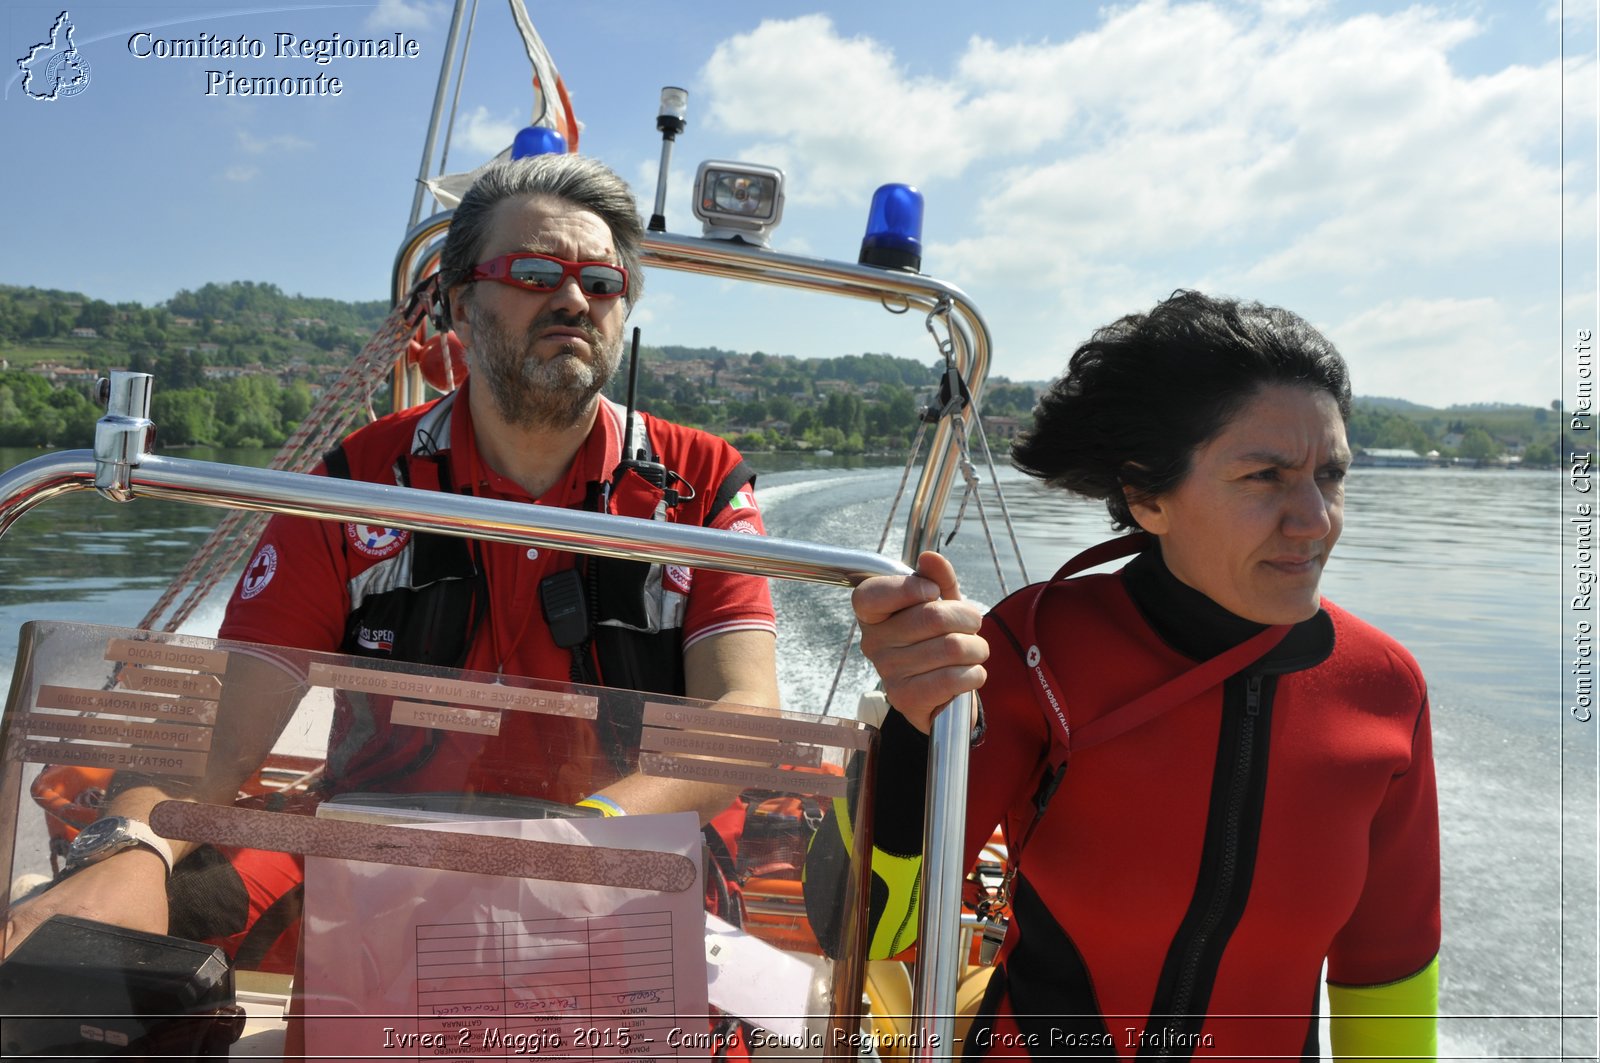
[356,626,396,653]
[1025,645,1041,668]
[664,564,692,595]
[346,523,411,559]
[240,545,278,600]
[18,11,92,102]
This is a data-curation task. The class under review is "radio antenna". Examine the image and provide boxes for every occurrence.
[623,327,644,460]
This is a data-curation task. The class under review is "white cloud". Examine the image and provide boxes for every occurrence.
[705,4,1562,284]
[700,15,1027,205]
[1566,52,1599,128]
[235,131,312,155]
[452,106,522,163]
[364,0,445,32]
[223,165,259,183]
[631,161,697,229]
[1254,0,1328,17]
[625,291,676,338]
[1555,0,1598,28]
[697,2,1566,404]
[1563,179,1596,253]
[1564,288,1597,332]
[1328,297,1555,406]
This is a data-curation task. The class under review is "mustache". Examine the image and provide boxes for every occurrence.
[526,310,603,348]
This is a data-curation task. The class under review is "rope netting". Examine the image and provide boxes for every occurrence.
[136,305,422,634]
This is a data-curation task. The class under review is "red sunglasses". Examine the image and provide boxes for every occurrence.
[469,252,628,298]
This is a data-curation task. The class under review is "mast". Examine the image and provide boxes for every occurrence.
[409,0,471,227]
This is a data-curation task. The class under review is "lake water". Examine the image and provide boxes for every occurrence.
[0,447,1590,1060]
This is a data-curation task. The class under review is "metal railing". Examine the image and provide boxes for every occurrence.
[390,216,994,565]
[388,219,991,1052]
[5,220,997,1058]
[4,377,977,1061]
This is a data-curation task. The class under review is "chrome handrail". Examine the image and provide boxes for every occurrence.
[638,232,991,570]
[385,221,989,1052]
[389,214,994,561]
[0,449,908,588]
[0,433,977,1054]
[102,203,999,1056]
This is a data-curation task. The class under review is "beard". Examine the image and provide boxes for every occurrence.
[465,304,621,430]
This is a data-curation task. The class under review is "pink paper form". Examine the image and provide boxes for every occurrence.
[300,812,709,1061]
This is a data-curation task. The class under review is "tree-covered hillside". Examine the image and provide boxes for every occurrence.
[0,283,1567,463]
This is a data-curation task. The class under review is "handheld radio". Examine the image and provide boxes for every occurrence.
[608,327,691,506]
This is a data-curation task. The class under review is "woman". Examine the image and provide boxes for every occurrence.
[850,290,1438,1059]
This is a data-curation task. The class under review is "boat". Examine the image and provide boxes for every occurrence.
[0,4,1024,1059]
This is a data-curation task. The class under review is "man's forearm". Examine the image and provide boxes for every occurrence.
[100,650,310,854]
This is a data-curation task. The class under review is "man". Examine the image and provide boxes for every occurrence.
[5,154,778,958]
[218,153,778,812]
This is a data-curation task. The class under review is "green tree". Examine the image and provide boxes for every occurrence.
[47,386,99,446]
[813,426,847,451]
[75,300,114,330]
[982,381,1037,417]
[152,388,218,446]
[1458,428,1500,462]
[278,380,314,427]
[1373,417,1428,453]
[0,372,96,445]
[1522,443,1557,467]
[732,431,770,452]
[765,395,795,423]
[212,375,284,446]
[0,382,31,444]
[821,392,864,436]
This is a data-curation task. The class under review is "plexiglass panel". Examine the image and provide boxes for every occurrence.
[0,621,876,1061]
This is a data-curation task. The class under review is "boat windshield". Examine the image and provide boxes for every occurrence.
[0,619,875,1058]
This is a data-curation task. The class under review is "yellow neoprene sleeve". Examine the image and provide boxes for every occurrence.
[1328,956,1438,1062]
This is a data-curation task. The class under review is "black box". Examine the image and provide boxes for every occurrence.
[0,915,244,1058]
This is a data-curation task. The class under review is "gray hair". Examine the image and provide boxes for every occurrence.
[439,154,645,313]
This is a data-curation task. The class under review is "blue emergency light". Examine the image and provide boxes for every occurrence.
[859,183,924,272]
[512,126,567,159]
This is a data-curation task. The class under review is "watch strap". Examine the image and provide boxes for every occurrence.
[67,817,176,876]
[121,818,176,875]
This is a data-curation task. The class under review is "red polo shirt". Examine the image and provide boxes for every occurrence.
[220,382,774,799]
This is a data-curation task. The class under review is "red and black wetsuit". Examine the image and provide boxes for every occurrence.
[863,544,1439,1060]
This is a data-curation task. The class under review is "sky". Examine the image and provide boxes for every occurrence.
[2,0,1595,408]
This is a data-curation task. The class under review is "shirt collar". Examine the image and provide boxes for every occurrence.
[420,382,623,506]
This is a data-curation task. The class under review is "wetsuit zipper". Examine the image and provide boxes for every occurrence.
[1153,673,1264,1058]
[888,864,923,955]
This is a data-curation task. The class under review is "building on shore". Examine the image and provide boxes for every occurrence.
[1353,447,1433,468]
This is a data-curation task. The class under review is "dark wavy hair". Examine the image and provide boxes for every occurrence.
[1011,289,1352,530]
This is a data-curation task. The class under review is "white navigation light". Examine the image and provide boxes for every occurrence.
[692,161,785,246]
[657,86,689,129]
[649,87,689,233]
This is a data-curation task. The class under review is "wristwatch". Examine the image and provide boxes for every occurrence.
[64,817,175,877]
